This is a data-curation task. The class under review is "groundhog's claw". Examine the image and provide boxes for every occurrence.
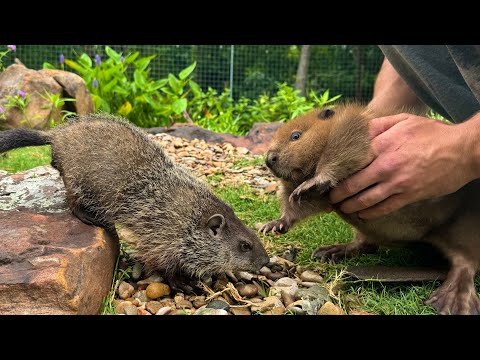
[259,219,290,235]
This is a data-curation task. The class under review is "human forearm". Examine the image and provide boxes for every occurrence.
[368,57,428,115]
[457,111,480,182]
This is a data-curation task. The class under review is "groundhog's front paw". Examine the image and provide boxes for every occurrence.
[257,219,291,235]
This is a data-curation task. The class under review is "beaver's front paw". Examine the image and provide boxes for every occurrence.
[257,218,291,235]
[289,179,331,205]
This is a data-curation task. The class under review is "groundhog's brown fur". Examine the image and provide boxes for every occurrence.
[260,103,480,315]
[0,114,269,282]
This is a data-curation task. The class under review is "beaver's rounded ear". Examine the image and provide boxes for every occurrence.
[318,108,335,120]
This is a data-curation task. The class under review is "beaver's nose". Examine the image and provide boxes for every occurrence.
[266,152,278,169]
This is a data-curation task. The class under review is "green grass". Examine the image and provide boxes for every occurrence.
[232,155,265,169]
[0,146,51,173]
[4,146,479,315]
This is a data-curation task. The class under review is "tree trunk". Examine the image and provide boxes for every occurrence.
[294,45,312,96]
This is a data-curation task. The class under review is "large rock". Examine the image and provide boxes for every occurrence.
[0,64,94,130]
[0,166,118,314]
[146,122,282,155]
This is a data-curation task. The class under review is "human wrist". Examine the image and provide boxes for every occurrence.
[458,112,480,181]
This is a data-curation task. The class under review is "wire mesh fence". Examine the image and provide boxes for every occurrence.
[3,45,384,101]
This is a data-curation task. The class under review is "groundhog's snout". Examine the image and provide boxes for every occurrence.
[265,151,278,169]
[258,251,270,269]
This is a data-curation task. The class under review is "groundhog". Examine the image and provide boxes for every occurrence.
[260,103,480,315]
[0,114,269,288]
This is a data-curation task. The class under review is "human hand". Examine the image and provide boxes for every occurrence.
[329,113,480,220]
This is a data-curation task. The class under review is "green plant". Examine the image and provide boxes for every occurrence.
[39,90,77,128]
[0,45,16,71]
[101,243,132,315]
[2,90,43,128]
[45,46,202,128]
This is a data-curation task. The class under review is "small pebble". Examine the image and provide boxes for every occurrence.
[114,301,129,315]
[230,307,251,315]
[236,283,258,298]
[117,281,135,300]
[159,298,176,308]
[286,306,306,315]
[174,294,185,303]
[125,298,140,306]
[196,308,229,315]
[146,301,163,314]
[156,307,173,315]
[259,266,272,276]
[137,308,151,315]
[191,296,207,309]
[249,297,264,303]
[266,272,285,281]
[251,296,285,314]
[237,271,255,282]
[176,299,194,309]
[318,301,344,315]
[300,282,318,288]
[206,300,230,311]
[123,303,138,315]
[300,270,323,283]
[133,290,149,303]
[146,283,171,299]
[281,290,296,307]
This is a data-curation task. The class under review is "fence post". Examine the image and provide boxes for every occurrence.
[229,45,234,99]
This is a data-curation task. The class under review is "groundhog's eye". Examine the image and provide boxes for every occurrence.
[240,241,252,252]
[290,131,302,141]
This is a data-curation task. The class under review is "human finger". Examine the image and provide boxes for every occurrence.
[368,113,410,139]
[338,182,397,214]
[357,194,409,220]
[329,159,386,204]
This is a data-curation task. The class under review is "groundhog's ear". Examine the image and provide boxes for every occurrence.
[207,214,225,236]
[318,108,335,120]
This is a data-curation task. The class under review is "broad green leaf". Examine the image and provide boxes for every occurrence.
[168,74,182,95]
[105,46,121,62]
[78,53,92,68]
[112,86,130,97]
[144,95,162,110]
[42,62,56,69]
[179,61,196,80]
[134,55,156,72]
[171,98,187,114]
[134,70,146,89]
[103,78,118,93]
[123,52,140,64]
[188,80,202,97]
[64,59,88,75]
[160,87,176,96]
[150,79,168,90]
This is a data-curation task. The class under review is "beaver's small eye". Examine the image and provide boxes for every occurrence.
[290,131,302,141]
[240,241,252,252]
